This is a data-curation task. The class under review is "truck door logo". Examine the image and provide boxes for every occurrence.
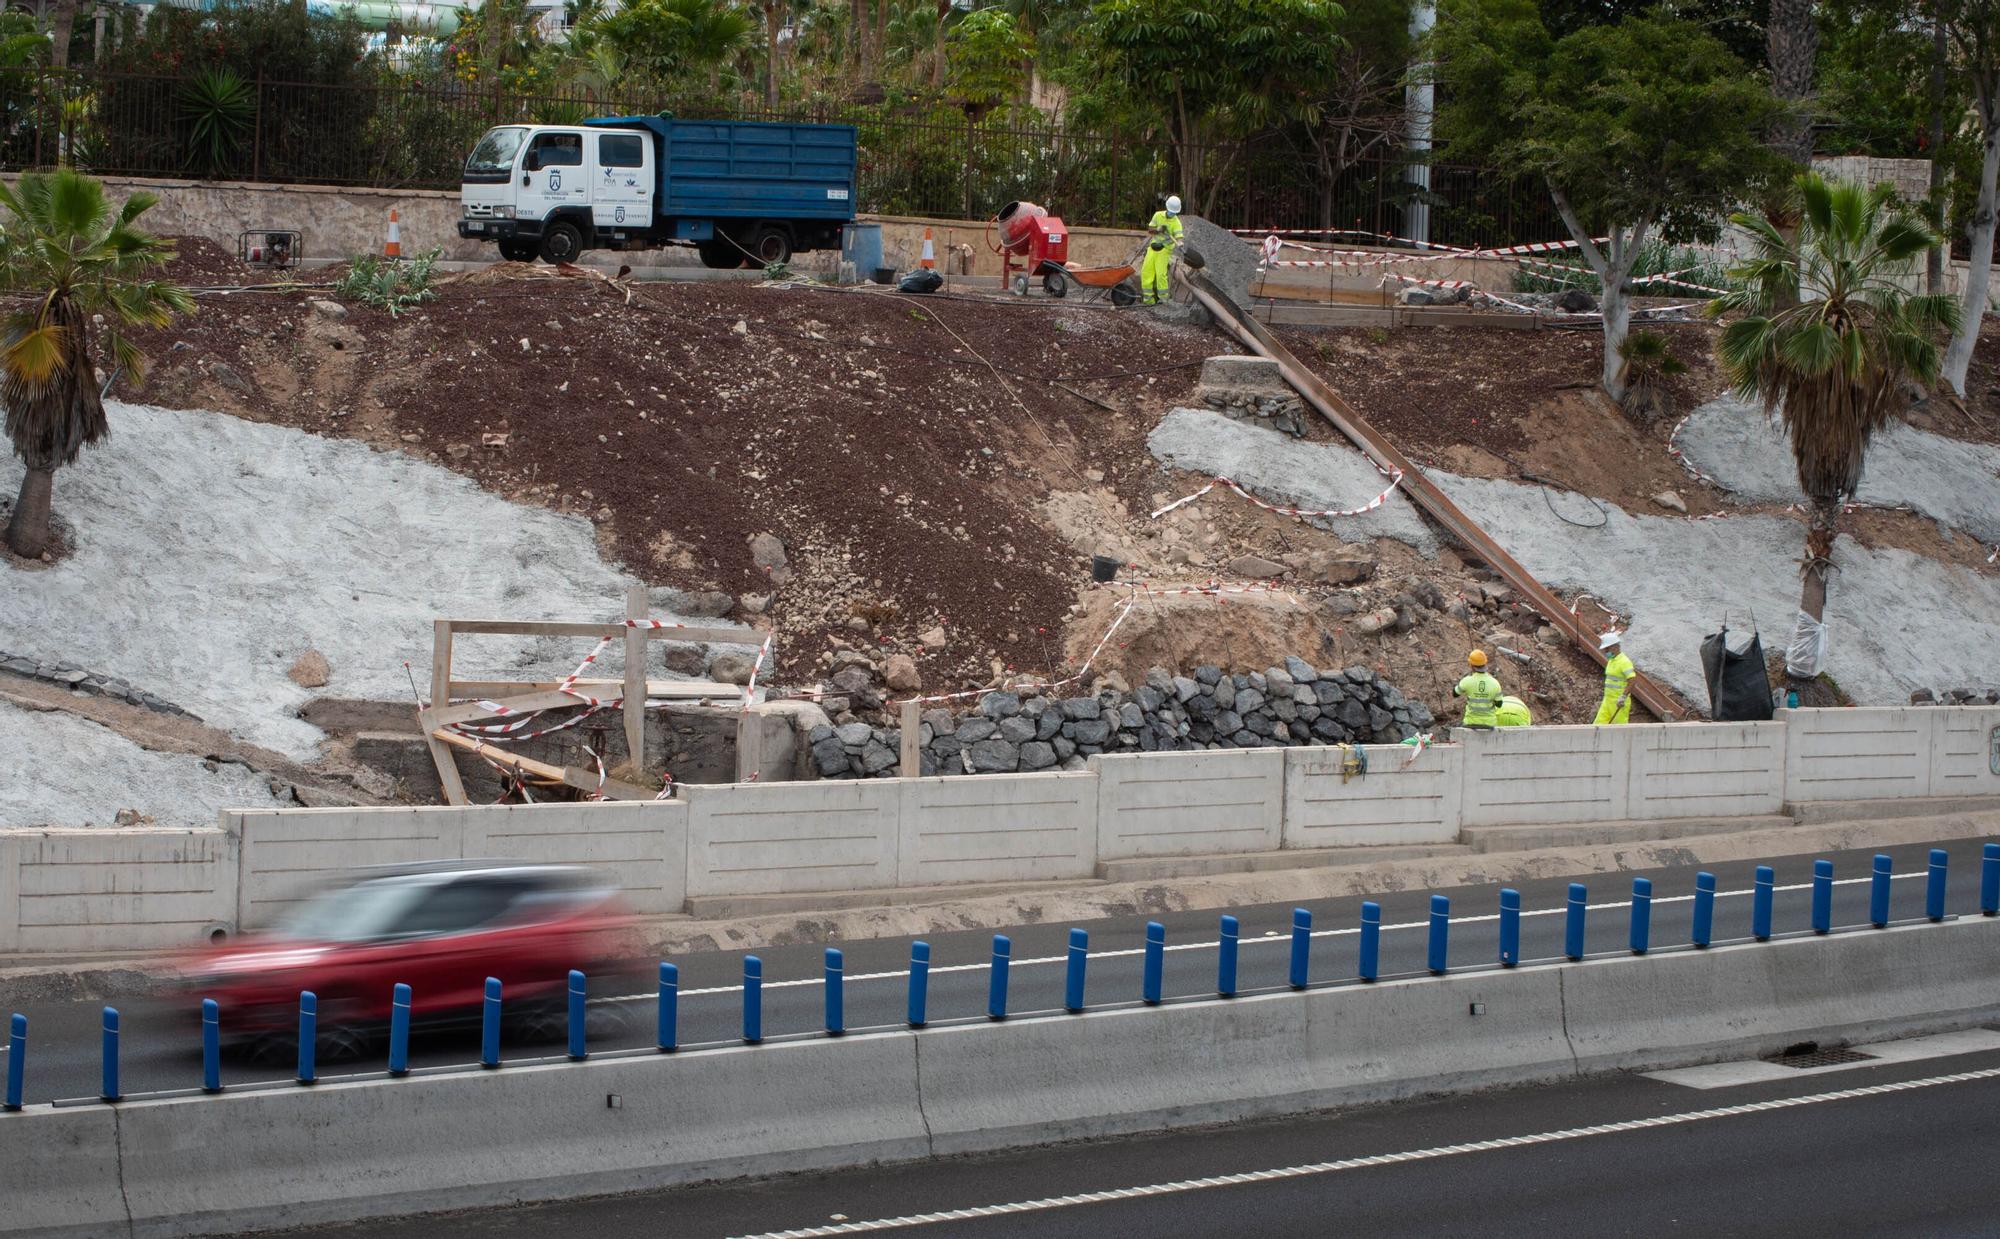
[615,206,626,223]
[548,170,563,191]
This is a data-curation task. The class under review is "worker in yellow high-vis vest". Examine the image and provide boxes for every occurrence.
[1595,631,1636,724]
[1454,649,1504,729]
[1141,195,1184,305]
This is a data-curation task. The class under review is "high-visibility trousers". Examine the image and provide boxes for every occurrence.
[1141,244,1172,302]
[1594,692,1631,724]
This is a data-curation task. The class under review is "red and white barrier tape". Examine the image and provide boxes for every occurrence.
[1152,469,1404,520]
[739,633,773,715]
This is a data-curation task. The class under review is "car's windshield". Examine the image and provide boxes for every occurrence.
[277,878,435,942]
[465,127,527,177]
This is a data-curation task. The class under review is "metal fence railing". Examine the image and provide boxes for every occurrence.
[0,66,1561,244]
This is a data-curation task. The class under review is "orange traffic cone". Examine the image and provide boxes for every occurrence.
[384,209,402,260]
[919,226,936,270]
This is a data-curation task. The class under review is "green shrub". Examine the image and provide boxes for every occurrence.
[334,247,443,315]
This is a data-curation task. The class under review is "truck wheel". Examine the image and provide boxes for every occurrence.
[497,240,537,263]
[697,238,742,269]
[539,221,585,265]
[747,226,792,267]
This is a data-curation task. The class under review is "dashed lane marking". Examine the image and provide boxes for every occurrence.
[728,1065,2000,1237]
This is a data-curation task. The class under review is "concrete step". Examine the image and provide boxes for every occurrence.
[683,877,1103,920]
[1791,796,2000,826]
[1096,843,1470,883]
[1460,814,1794,854]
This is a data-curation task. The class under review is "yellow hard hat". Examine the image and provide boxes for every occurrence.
[1467,649,1488,668]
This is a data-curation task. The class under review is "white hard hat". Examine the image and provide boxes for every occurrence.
[1165,195,1182,216]
[1598,630,1623,651]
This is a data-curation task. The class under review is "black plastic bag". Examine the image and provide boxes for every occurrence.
[898,269,943,294]
[1701,625,1775,720]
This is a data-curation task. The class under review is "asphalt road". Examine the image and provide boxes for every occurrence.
[3,836,1988,1106]
[228,1036,2000,1237]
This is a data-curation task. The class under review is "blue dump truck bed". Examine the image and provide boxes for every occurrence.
[586,115,858,224]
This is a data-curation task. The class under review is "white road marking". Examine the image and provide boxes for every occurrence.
[1645,1028,2000,1089]
[728,1064,2000,1238]
[596,872,1925,1003]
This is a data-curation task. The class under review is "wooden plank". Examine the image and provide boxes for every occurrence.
[426,623,469,807]
[444,619,753,644]
[430,728,653,802]
[899,699,921,778]
[430,690,595,729]
[735,709,763,783]
[448,679,740,700]
[623,585,648,779]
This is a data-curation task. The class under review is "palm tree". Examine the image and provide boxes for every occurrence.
[1709,172,1959,681]
[1,169,193,559]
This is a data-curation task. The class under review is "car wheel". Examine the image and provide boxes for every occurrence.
[318,1023,374,1063]
[747,226,792,267]
[697,238,742,269]
[511,998,568,1046]
[538,220,585,265]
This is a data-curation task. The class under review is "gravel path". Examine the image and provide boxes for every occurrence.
[1677,396,2000,544]
[0,402,734,758]
[0,701,285,828]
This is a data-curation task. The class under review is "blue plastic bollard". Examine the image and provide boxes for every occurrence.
[908,942,930,1028]
[1217,916,1239,997]
[1812,859,1834,934]
[1359,902,1381,982]
[1564,883,1587,961]
[1985,843,2000,916]
[481,977,502,1068]
[1498,889,1520,968]
[1143,922,1165,1006]
[1870,854,1893,928]
[1064,928,1089,1013]
[1629,878,1652,955]
[1289,908,1312,990]
[100,1006,119,1103]
[297,991,317,1085]
[1692,872,1716,949]
[1427,895,1450,975]
[567,970,588,1061]
[202,999,221,1093]
[1927,849,1949,923]
[6,1013,25,1111]
[988,935,1010,1020]
[824,949,845,1036]
[388,983,412,1076]
[1753,866,1775,941]
[657,963,679,1052]
[743,956,763,1045]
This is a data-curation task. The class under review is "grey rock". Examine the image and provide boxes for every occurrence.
[1344,666,1374,684]
[811,737,850,775]
[1053,737,1077,760]
[1060,756,1090,772]
[956,718,999,743]
[1378,685,1406,710]
[1146,667,1177,695]
[1244,713,1274,737]
[998,716,1038,745]
[1272,698,1297,722]
[860,743,899,774]
[1298,703,1320,722]
[923,707,956,737]
[1235,688,1266,714]
[1194,665,1223,686]
[1071,719,1112,745]
[835,721,874,747]
[1036,711,1063,741]
[56,669,87,686]
[1247,672,1267,692]
[1020,741,1058,770]
[830,665,877,696]
[1173,675,1201,703]
[1213,678,1236,710]
[2,656,37,675]
[209,361,253,393]
[1368,704,1394,732]
[932,735,963,761]
[1214,710,1244,735]
[966,739,1019,772]
[1185,693,1216,721]
[1118,702,1145,730]
[1022,696,1048,719]
[1284,655,1318,683]
[1338,698,1369,729]
[1273,721,1291,742]
[1232,729,1258,746]
[980,691,1022,719]
[1311,715,1344,741]
[1410,703,1435,728]
[808,724,834,745]
[1135,685,1164,713]
[1061,697,1101,721]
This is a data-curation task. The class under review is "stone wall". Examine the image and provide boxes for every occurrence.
[808,657,1435,779]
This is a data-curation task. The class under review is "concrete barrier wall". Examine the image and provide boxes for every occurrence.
[1282,743,1462,848]
[9,917,1996,1237]
[234,803,688,926]
[5,709,1997,951]
[1093,749,1287,859]
[0,829,235,953]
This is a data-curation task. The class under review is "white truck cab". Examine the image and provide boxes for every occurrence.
[459,124,655,264]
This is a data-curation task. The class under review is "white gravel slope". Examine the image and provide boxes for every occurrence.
[0,402,727,757]
[0,701,285,828]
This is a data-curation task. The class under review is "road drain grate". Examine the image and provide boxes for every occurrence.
[1770,1047,1877,1069]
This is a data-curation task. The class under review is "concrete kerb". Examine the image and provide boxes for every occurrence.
[8,918,2000,1238]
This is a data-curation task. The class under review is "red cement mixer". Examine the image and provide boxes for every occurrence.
[990,201,1072,296]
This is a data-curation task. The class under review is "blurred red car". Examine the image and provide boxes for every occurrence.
[179,861,637,1055]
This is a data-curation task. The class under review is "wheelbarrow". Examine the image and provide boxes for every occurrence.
[1017,244,1207,306]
